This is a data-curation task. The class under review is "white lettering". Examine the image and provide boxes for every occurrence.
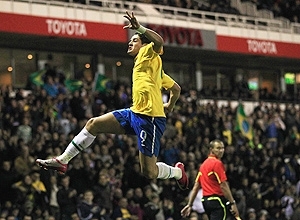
[247,40,277,54]
[45,19,87,36]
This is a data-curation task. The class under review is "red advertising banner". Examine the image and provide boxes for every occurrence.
[0,12,127,42]
[217,35,300,59]
[146,24,216,49]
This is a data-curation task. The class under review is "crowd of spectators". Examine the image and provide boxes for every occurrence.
[69,0,300,23]
[242,0,300,23]
[0,66,300,220]
[139,0,300,23]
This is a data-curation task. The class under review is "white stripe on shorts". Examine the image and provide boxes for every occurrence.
[152,117,156,154]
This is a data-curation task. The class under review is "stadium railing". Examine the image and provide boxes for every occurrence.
[2,0,300,34]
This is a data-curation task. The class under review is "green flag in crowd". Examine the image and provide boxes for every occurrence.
[64,78,83,92]
[29,69,46,86]
[94,74,110,92]
[235,103,253,141]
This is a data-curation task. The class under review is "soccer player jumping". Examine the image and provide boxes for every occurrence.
[36,11,188,190]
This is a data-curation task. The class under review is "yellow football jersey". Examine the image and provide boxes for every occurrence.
[130,42,175,117]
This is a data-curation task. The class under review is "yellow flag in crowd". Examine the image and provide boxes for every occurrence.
[235,103,253,141]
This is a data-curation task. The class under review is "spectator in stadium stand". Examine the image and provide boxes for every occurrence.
[245,207,256,220]
[57,175,78,220]
[29,170,48,212]
[235,189,247,220]
[36,11,189,191]
[246,182,263,214]
[47,175,60,220]
[14,145,35,177]
[11,174,37,217]
[265,112,286,151]
[125,188,144,220]
[111,197,138,220]
[43,76,59,98]
[16,117,32,145]
[92,173,113,219]
[131,187,149,210]
[158,137,181,166]
[67,157,92,195]
[76,189,101,220]
[69,90,85,121]
[143,192,164,220]
[0,160,19,207]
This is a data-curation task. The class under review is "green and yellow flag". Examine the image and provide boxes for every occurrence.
[29,69,46,86]
[64,79,83,92]
[94,74,110,92]
[235,103,253,141]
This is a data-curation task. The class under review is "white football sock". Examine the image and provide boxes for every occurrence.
[57,128,96,164]
[156,162,182,180]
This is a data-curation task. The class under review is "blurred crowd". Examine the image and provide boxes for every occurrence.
[137,0,300,23]
[0,67,300,220]
[241,0,300,22]
[70,0,300,23]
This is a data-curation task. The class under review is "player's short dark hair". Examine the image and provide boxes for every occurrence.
[209,139,224,148]
[136,32,151,44]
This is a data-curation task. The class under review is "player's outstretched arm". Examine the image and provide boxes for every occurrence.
[123,11,163,53]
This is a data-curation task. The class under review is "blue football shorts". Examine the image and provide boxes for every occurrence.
[112,108,166,157]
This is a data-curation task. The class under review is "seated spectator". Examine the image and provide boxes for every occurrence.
[16,117,32,144]
[29,170,48,214]
[47,175,60,220]
[143,193,163,220]
[57,176,78,220]
[77,189,101,220]
[246,182,263,212]
[281,186,296,220]
[246,208,257,220]
[93,173,113,219]
[0,160,19,207]
[14,145,35,177]
[126,188,143,220]
[111,197,138,220]
[12,174,36,217]
[68,157,92,195]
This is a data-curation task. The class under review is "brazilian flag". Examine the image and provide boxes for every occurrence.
[64,79,83,92]
[235,103,253,141]
[29,69,46,86]
[94,74,110,92]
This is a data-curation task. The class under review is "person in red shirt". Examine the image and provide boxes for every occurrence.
[181,139,240,220]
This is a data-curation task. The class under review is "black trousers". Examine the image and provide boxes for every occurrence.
[202,195,228,220]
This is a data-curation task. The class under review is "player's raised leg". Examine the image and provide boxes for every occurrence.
[139,152,189,190]
[36,112,125,174]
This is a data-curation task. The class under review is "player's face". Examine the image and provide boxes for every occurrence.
[211,143,225,159]
[127,34,143,56]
